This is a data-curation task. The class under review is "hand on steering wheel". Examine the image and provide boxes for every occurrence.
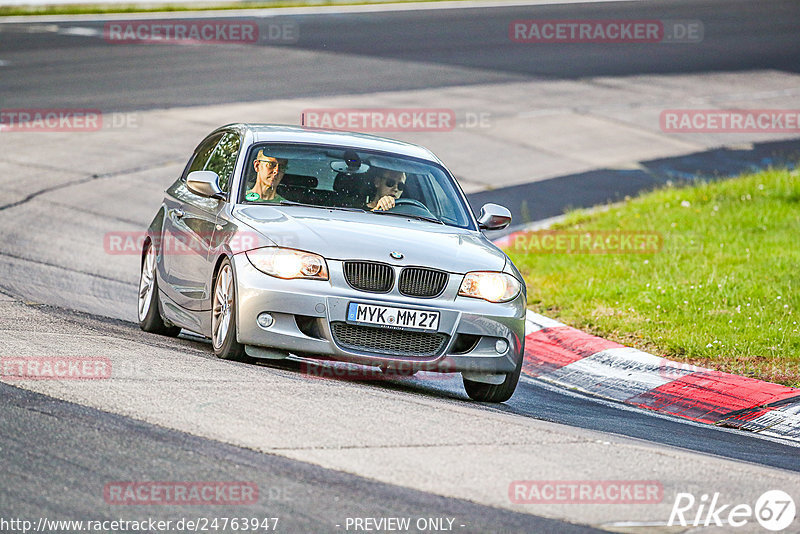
[371,195,396,211]
[392,198,429,210]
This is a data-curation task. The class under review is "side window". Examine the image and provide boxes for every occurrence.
[182,133,224,181]
[427,175,455,222]
[204,132,241,193]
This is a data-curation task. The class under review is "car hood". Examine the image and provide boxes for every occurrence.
[232,205,507,274]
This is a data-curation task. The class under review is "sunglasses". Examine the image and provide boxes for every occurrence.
[257,159,283,170]
[384,178,405,191]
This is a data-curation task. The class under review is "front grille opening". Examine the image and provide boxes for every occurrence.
[344,261,394,293]
[398,267,448,298]
[451,333,480,354]
[331,322,448,358]
[295,315,324,339]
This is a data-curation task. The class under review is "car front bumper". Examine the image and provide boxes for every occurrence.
[233,254,526,375]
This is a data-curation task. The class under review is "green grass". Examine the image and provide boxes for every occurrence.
[0,0,457,17]
[505,168,800,387]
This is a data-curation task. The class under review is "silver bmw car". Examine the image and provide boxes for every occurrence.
[139,124,526,402]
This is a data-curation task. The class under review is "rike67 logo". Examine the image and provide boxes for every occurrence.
[669,490,796,531]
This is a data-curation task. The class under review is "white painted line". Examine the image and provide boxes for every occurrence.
[18,23,59,32]
[524,319,537,336]
[59,26,101,36]
[525,309,565,334]
[544,347,674,401]
[0,0,645,24]
[519,374,800,448]
[0,60,9,67]
[603,522,674,528]
[749,403,800,443]
[764,430,800,444]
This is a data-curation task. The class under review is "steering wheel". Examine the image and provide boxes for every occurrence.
[390,198,430,211]
[387,198,437,219]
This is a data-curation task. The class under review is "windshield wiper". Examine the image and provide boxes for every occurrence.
[370,210,444,225]
[278,201,365,213]
[277,201,442,223]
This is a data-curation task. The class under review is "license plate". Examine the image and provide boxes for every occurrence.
[347,302,440,331]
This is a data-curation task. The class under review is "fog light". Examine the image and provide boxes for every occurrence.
[495,339,508,354]
[257,313,274,329]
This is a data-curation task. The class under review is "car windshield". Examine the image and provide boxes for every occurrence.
[239,143,475,229]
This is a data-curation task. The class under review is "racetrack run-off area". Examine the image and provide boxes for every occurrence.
[520,310,800,442]
[2,1,800,532]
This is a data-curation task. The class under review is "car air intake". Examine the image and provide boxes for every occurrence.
[343,261,394,293]
[398,268,448,298]
[331,322,448,358]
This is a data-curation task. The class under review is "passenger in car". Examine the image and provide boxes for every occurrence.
[245,150,288,202]
[366,168,406,211]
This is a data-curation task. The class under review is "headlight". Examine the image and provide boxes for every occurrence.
[246,247,328,280]
[458,272,520,303]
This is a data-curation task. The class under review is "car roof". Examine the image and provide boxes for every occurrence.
[222,123,442,164]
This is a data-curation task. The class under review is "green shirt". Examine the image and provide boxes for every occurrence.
[245,190,285,203]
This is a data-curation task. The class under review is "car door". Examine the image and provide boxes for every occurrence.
[161,132,226,311]
[201,130,243,297]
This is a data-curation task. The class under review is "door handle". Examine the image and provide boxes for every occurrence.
[172,208,185,219]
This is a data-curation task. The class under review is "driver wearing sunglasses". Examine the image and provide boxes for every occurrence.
[366,169,406,211]
[245,150,287,202]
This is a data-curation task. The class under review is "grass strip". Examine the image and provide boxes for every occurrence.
[0,0,460,17]
[505,168,800,386]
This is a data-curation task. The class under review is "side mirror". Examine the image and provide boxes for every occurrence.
[186,171,225,200]
[477,203,512,231]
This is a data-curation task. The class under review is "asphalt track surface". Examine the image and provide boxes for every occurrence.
[1,301,798,522]
[2,381,598,533]
[12,302,800,471]
[2,0,800,531]
[0,0,797,111]
[6,305,800,472]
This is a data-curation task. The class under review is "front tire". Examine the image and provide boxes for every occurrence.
[138,242,181,337]
[211,259,247,361]
[463,353,522,403]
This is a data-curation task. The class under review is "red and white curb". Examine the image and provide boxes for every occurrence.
[521,310,800,443]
